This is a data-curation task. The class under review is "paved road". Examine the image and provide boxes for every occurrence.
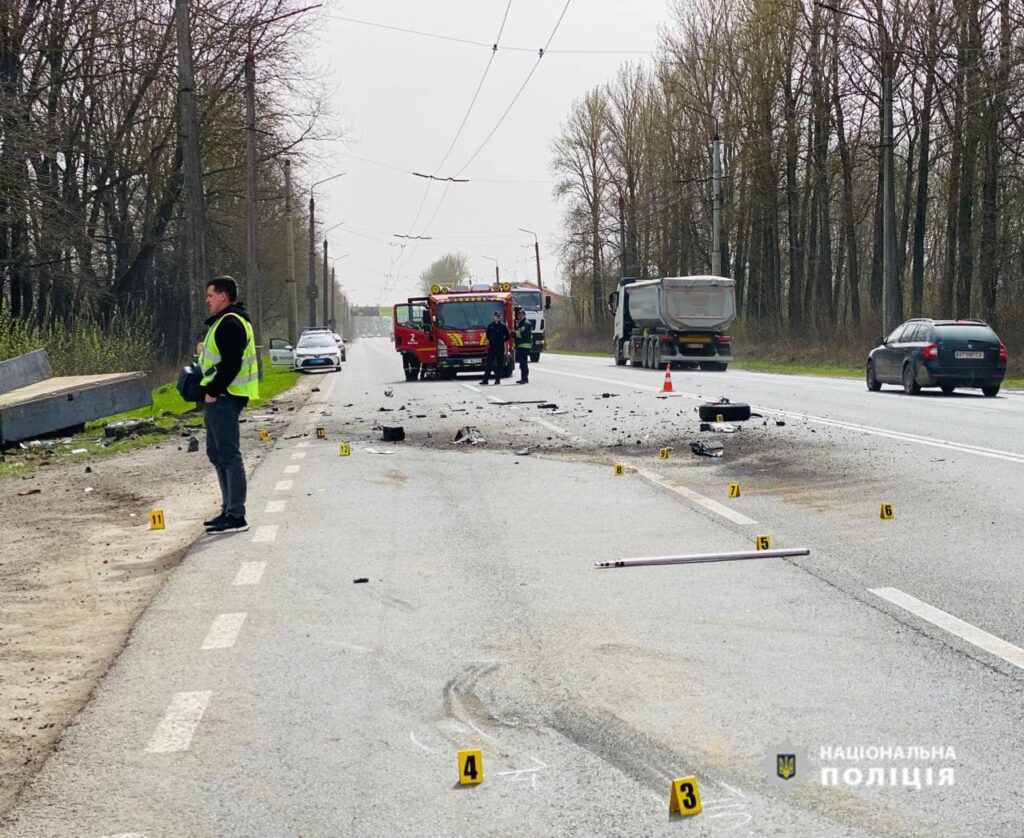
[2,341,1021,837]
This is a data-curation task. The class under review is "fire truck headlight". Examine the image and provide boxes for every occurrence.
[436,341,448,358]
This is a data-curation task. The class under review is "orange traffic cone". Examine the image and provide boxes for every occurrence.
[662,364,674,393]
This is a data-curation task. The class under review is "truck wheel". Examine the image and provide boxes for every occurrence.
[642,339,651,369]
[530,352,540,363]
[404,368,418,382]
[698,401,751,422]
[614,342,627,366]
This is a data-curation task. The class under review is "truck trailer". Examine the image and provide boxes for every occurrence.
[609,275,736,370]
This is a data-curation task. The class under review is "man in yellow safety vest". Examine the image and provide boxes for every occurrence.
[198,276,258,534]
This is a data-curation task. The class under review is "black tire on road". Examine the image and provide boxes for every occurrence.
[982,384,1000,397]
[902,363,921,395]
[940,384,956,395]
[530,352,540,363]
[697,401,751,422]
[404,368,418,382]
[866,362,881,391]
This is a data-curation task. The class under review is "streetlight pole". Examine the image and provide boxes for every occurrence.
[244,34,262,353]
[711,134,722,276]
[307,171,346,327]
[283,159,298,344]
[322,238,329,327]
[518,227,544,296]
[483,256,499,285]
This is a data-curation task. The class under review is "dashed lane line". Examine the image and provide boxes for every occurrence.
[265,500,286,513]
[290,451,306,460]
[252,524,278,543]
[460,382,482,394]
[274,480,293,492]
[201,613,247,650]
[233,561,267,586]
[635,468,758,526]
[145,691,212,753]
[283,464,301,474]
[870,588,1024,670]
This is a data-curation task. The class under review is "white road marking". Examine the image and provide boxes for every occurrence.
[233,561,267,586]
[325,372,341,398]
[523,416,588,443]
[635,468,758,525]
[296,441,312,448]
[460,383,482,393]
[264,500,286,513]
[283,464,301,474]
[290,451,306,460]
[252,524,279,543]
[201,613,247,650]
[870,588,1024,670]
[145,691,212,753]
[543,363,1024,466]
[274,479,293,491]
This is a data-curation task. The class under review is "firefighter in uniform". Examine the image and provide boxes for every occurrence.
[480,310,510,385]
[513,307,533,384]
[198,276,259,534]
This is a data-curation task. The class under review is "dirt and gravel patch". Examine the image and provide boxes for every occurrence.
[0,377,315,814]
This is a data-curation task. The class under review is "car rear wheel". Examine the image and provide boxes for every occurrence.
[982,384,1000,397]
[902,363,920,395]
[940,384,955,395]
[866,362,881,391]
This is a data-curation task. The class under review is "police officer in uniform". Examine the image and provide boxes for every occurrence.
[197,276,258,534]
[513,307,533,384]
[480,310,510,385]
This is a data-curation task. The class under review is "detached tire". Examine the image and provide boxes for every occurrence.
[698,401,751,422]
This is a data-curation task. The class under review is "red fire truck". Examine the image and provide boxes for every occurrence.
[393,286,515,381]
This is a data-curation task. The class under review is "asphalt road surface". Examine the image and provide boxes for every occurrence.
[3,340,1022,837]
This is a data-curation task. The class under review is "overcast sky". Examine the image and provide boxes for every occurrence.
[309,0,671,306]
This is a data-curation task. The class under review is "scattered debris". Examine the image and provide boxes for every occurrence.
[690,440,724,458]
[515,448,532,456]
[83,487,94,493]
[453,426,486,445]
[187,437,200,452]
[70,448,87,454]
[381,426,405,442]
[103,418,154,439]
[84,466,92,474]
[538,403,559,410]
[776,420,786,427]
[17,488,41,496]
[378,407,394,412]
[384,389,394,398]
[353,577,369,584]
[699,422,738,434]
[311,387,320,393]
[601,393,618,399]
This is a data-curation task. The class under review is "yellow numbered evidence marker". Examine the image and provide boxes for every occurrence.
[658,447,670,459]
[148,509,165,531]
[669,776,702,816]
[755,534,772,550]
[613,463,625,476]
[457,749,483,785]
[727,482,741,498]
[338,442,351,457]
[258,429,270,442]
[316,427,326,439]
[880,502,894,520]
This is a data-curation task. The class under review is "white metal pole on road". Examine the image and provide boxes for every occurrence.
[595,547,810,569]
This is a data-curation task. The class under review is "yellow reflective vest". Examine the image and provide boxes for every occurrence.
[199,312,259,400]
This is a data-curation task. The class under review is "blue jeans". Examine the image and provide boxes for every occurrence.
[204,397,246,518]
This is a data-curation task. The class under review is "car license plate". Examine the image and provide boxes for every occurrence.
[465,359,482,365]
[955,351,984,359]
[686,343,704,350]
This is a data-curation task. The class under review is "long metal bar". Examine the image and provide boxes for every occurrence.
[595,547,810,569]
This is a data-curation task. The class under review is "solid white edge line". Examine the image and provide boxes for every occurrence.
[233,561,267,586]
[252,524,279,543]
[635,468,758,526]
[201,613,247,650]
[460,382,481,393]
[870,587,1024,670]
[145,691,212,753]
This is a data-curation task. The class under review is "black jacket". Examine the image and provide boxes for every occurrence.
[200,302,253,403]
[485,320,510,352]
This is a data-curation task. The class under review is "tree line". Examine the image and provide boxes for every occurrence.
[551,0,1024,345]
[0,0,332,366]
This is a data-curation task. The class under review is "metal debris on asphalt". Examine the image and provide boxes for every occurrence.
[690,440,724,458]
[381,426,405,442]
[453,426,486,445]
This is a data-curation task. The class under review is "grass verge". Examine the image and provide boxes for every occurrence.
[1,363,301,478]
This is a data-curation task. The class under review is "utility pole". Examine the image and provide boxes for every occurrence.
[330,266,336,330]
[711,134,723,276]
[174,0,208,329]
[618,196,627,278]
[519,228,544,296]
[244,36,262,362]
[307,195,317,327]
[322,239,329,327]
[881,31,898,333]
[284,160,298,345]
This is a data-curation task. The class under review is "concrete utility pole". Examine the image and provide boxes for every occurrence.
[330,267,336,330]
[711,135,723,276]
[322,239,329,327]
[618,195,627,278]
[244,37,262,357]
[881,33,898,334]
[518,228,544,296]
[283,160,298,345]
[174,0,208,328]
[307,195,317,327]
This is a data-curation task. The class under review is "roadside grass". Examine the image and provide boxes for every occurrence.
[1,362,300,478]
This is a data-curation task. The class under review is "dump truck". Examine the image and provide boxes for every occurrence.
[608,275,736,370]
